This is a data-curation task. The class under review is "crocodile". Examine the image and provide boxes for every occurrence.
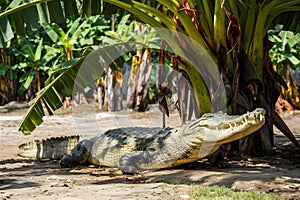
[19,108,266,174]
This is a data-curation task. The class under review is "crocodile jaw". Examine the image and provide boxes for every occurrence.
[185,108,266,145]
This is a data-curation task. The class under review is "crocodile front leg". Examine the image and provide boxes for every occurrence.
[207,148,228,168]
[60,140,92,168]
[119,151,150,174]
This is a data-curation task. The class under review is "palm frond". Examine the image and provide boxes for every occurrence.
[18,43,135,135]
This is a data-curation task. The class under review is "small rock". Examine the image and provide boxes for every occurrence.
[180,194,190,199]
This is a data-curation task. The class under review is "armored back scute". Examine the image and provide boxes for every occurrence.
[18,135,80,160]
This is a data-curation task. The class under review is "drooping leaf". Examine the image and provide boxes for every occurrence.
[18,42,139,134]
[0,0,54,46]
[36,3,50,25]
[0,17,14,47]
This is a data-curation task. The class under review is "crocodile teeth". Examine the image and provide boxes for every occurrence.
[259,114,263,121]
[242,118,246,123]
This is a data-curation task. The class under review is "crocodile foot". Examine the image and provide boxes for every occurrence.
[60,140,92,168]
[119,152,141,174]
[208,149,229,168]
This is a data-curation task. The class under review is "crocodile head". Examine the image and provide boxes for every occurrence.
[182,108,266,146]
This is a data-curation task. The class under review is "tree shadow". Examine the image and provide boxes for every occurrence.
[0,158,74,190]
[84,159,300,189]
[0,178,40,190]
[88,143,300,195]
[1,142,299,194]
[0,158,69,176]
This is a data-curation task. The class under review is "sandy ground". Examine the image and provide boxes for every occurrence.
[0,102,299,200]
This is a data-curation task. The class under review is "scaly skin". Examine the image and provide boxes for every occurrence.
[19,108,266,174]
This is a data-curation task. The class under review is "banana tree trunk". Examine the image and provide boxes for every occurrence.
[135,48,152,111]
[126,48,152,111]
[126,55,140,110]
[106,67,123,112]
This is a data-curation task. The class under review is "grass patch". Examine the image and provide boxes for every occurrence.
[190,185,279,200]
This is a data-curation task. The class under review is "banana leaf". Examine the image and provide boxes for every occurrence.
[18,42,135,134]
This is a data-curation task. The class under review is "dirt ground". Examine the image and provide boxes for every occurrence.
[0,102,299,200]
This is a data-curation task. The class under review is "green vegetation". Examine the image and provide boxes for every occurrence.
[0,12,111,104]
[268,26,300,110]
[190,185,279,200]
[268,26,300,67]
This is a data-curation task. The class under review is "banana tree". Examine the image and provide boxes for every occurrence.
[103,14,162,111]
[269,27,300,110]
[8,34,59,98]
[43,15,107,61]
[18,42,135,134]
[0,49,18,104]
[269,28,300,67]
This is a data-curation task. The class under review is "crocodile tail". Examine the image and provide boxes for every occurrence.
[18,135,80,160]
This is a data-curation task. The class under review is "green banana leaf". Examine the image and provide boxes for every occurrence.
[18,42,134,134]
